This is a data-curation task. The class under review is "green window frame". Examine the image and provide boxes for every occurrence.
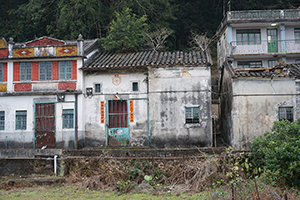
[295,28,300,43]
[185,107,200,124]
[20,62,32,81]
[132,82,138,91]
[237,61,262,69]
[59,61,72,80]
[95,84,101,93]
[0,63,3,82]
[16,110,27,130]
[279,107,293,122]
[237,29,261,45]
[0,111,4,130]
[39,62,52,80]
[62,109,74,129]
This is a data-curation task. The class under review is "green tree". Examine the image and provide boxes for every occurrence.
[250,119,300,186]
[101,8,147,52]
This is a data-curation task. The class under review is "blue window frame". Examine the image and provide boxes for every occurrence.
[16,110,27,130]
[59,61,72,80]
[279,107,293,122]
[0,63,3,82]
[20,62,32,81]
[185,107,200,123]
[62,109,74,129]
[0,111,4,130]
[39,62,52,80]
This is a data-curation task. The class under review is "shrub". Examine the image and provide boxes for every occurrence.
[250,119,300,186]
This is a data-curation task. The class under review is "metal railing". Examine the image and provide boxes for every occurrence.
[230,40,300,55]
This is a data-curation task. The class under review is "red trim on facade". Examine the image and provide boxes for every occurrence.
[14,83,32,91]
[3,63,7,82]
[26,38,65,46]
[72,60,77,80]
[58,82,76,90]
[0,49,8,58]
[13,63,20,81]
[32,62,39,81]
[52,61,58,80]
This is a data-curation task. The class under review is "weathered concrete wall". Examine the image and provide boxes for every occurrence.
[83,69,148,147]
[0,149,62,158]
[231,78,298,149]
[219,65,233,146]
[149,65,212,148]
[217,26,229,70]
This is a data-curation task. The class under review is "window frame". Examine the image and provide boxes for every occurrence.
[132,82,139,91]
[279,107,293,122]
[39,61,52,80]
[268,60,278,68]
[59,61,72,80]
[94,83,101,93]
[295,28,300,43]
[0,63,3,82]
[0,111,4,130]
[237,61,262,69]
[20,62,32,81]
[236,29,261,45]
[16,110,27,130]
[62,109,74,129]
[185,107,200,124]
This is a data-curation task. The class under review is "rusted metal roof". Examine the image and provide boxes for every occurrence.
[82,50,209,70]
[232,63,300,78]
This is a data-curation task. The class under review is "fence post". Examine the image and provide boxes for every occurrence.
[254,178,260,200]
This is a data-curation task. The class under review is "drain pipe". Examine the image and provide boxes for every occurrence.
[54,155,58,176]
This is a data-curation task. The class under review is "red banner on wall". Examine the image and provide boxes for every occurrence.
[100,101,105,124]
[129,100,134,123]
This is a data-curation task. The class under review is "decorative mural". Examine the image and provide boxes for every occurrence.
[13,48,34,58]
[0,38,7,48]
[56,46,77,56]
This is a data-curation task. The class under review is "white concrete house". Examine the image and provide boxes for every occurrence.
[0,35,98,149]
[82,50,213,148]
[217,9,300,149]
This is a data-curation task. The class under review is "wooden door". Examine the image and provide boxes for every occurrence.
[35,103,56,148]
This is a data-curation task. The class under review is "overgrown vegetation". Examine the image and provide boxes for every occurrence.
[250,119,300,187]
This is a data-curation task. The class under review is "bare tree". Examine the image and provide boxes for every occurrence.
[144,28,173,51]
[189,31,213,52]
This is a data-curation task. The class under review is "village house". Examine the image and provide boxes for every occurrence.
[82,50,213,148]
[0,35,98,149]
[217,9,300,149]
[0,35,213,149]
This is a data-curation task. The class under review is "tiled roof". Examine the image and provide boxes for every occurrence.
[82,50,210,70]
[227,63,300,78]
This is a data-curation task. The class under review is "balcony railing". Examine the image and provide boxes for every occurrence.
[230,40,300,55]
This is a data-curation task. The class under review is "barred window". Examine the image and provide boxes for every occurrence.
[59,61,72,80]
[295,28,300,43]
[39,62,52,80]
[95,84,101,93]
[0,111,4,130]
[132,82,138,91]
[237,61,262,69]
[62,109,74,129]
[185,107,200,123]
[16,110,27,130]
[279,107,293,122]
[20,62,32,81]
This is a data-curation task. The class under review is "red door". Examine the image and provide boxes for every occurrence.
[35,103,56,148]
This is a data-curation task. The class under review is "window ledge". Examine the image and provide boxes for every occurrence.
[185,123,202,128]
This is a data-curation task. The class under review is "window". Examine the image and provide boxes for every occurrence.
[237,29,261,45]
[59,61,72,80]
[20,62,32,81]
[0,111,4,130]
[132,82,138,91]
[279,107,293,122]
[237,61,262,69]
[39,62,52,80]
[268,60,277,68]
[16,110,27,130]
[0,63,3,82]
[185,107,200,123]
[95,84,101,93]
[295,28,300,43]
[62,109,74,129]
[296,59,300,63]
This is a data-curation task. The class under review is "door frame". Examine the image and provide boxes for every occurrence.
[105,98,130,147]
[267,28,278,53]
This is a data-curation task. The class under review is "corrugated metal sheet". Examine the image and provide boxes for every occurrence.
[82,50,209,70]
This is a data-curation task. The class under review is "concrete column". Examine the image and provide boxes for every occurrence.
[8,37,14,58]
[7,61,13,92]
[281,24,286,53]
[77,34,84,56]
